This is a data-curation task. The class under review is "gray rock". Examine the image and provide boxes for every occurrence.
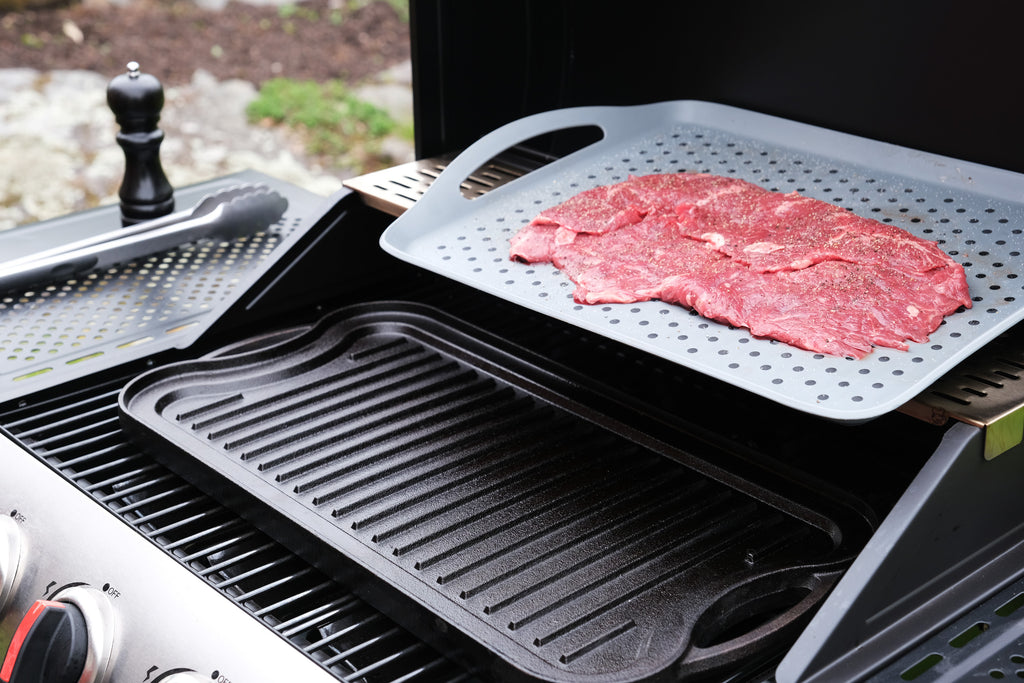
[0,69,39,105]
[0,66,348,230]
[352,59,412,126]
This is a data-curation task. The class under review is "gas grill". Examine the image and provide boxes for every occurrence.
[2,2,1024,683]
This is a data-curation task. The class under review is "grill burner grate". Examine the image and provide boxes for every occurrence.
[0,370,476,683]
[119,303,866,681]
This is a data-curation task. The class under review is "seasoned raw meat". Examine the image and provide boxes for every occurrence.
[508,221,559,263]
[510,172,971,359]
[674,180,952,274]
[550,214,718,304]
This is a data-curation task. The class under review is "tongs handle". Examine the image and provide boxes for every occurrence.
[0,183,288,292]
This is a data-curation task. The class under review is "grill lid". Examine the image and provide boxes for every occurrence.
[379,101,1024,422]
[118,302,870,682]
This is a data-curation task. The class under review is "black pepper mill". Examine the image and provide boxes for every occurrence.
[106,61,175,225]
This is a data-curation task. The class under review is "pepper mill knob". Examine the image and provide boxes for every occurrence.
[106,61,175,225]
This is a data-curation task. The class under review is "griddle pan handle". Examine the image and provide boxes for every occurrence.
[409,102,685,222]
[685,571,832,672]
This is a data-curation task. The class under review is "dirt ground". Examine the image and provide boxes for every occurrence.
[0,0,410,86]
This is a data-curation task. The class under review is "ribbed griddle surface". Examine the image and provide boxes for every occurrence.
[119,303,857,681]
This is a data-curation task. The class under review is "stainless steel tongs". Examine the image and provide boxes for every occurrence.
[0,183,289,292]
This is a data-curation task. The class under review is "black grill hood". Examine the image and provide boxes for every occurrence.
[409,0,1024,176]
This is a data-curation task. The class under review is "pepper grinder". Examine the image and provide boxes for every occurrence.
[106,61,175,225]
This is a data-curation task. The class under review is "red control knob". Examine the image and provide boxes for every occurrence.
[0,599,88,683]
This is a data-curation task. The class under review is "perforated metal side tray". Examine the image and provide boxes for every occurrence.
[381,101,1024,422]
[119,302,872,682]
[0,171,325,403]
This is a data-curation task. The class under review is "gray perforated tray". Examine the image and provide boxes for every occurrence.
[381,101,1024,422]
[0,171,325,403]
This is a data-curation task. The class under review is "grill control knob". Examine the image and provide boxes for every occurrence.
[0,516,22,613]
[0,587,115,683]
[0,600,88,683]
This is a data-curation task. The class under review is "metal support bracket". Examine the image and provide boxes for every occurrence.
[901,328,1024,460]
[776,422,1024,682]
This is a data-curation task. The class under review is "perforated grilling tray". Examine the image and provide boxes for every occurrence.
[119,302,868,682]
[380,101,1024,422]
[0,171,324,404]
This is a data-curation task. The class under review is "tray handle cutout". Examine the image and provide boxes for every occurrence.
[398,103,696,226]
[457,125,603,201]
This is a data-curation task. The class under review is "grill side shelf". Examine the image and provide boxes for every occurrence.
[0,171,324,405]
[118,302,863,682]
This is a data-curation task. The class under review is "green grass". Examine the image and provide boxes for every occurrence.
[244,0,411,172]
[246,77,405,170]
[277,0,408,25]
[351,0,410,22]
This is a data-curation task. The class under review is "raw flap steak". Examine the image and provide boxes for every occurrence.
[509,173,971,359]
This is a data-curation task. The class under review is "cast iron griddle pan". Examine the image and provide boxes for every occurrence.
[380,101,1024,422]
[119,302,869,682]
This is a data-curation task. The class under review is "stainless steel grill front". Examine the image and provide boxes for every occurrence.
[0,368,476,683]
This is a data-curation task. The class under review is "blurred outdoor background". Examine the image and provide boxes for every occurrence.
[0,0,413,229]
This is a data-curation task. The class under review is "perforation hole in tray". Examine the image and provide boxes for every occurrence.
[421,119,1024,416]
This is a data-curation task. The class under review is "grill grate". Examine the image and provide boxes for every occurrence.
[0,370,477,683]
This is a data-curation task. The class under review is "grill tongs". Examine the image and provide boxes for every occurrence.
[0,183,288,292]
